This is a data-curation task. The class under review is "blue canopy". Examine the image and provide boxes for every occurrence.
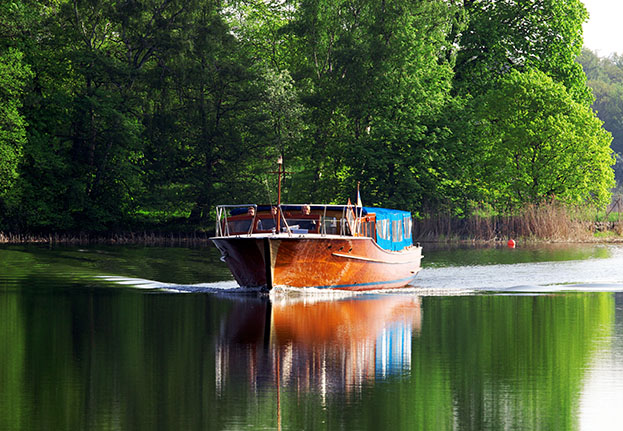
[364,207,413,251]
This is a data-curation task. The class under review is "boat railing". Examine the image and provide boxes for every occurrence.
[215,204,374,238]
[215,204,258,237]
[215,204,292,237]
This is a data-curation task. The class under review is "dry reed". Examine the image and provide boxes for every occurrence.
[413,203,600,242]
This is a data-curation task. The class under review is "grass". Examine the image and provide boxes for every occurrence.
[593,231,618,239]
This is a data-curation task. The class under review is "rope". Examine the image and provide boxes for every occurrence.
[263,175,274,206]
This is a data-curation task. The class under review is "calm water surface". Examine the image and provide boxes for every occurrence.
[2,243,623,430]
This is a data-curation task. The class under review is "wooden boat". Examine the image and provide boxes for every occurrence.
[210,159,422,291]
[210,201,422,290]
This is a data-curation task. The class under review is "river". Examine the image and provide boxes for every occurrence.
[1,243,623,430]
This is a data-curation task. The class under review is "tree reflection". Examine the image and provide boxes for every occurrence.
[412,293,615,430]
[0,289,615,430]
[215,293,614,430]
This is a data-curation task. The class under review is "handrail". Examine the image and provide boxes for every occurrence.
[214,203,374,239]
[216,204,260,208]
[249,212,257,236]
[215,204,258,237]
[279,204,292,236]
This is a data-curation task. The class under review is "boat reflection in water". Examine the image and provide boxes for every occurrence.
[215,294,421,399]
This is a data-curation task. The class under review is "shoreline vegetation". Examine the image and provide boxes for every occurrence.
[413,206,623,243]
[1,2,620,239]
[2,203,623,245]
[0,231,214,246]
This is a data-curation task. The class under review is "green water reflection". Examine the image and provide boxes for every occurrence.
[416,294,613,430]
[422,243,612,268]
[0,282,615,430]
[0,245,230,288]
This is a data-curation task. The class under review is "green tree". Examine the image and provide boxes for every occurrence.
[464,69,614,209]
[0,2,33,202]
[254,68,306,203]
[287,0,459,209]
[0,0,611,232]
[0,48,30,198]
[225,0,297,71]
[578,49,623,182]
[7,0,196,230]
[456,0,591,105]
[137,1,274,223]
[3,0,143,230]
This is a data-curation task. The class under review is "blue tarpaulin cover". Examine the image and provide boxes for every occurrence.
[364,207,413,251]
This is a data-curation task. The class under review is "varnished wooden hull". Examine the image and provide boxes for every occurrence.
[211,235,422,291]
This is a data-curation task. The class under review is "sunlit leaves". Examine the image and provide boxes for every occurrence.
[456,0,591,105]
[0,0,616,231]
[0,49,31,197]
[466,69,614,209]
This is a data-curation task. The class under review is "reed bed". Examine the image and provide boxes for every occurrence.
[414,203,618,242]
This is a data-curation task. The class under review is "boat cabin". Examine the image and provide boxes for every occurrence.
[215,204,413,251]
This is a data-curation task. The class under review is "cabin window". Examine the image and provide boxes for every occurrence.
[227,219,252,233]
[392,220,403,242]
[403,217,412,239]
[362,221,375,238]
[320,217,338,234]
[257,218,277,231]
[299,219,318,231]
[285,218,318,232]
[378,219,390,240]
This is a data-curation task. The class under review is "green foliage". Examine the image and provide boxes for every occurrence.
[578,48,623,183]
[284,0,459,209]
[463,69,614,209]
[0,0,615,232]
[455,0,591,105]
[0,48,31,197]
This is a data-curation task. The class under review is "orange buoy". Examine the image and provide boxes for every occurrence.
[507,239,516,248]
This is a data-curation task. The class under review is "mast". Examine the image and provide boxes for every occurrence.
[277,156,283,232]
[270,156,291,234]
[277,156,283,206]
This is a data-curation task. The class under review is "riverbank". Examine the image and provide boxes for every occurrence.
[0,231,214,245]
[1,222,623,245]
[2,203,622,245]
